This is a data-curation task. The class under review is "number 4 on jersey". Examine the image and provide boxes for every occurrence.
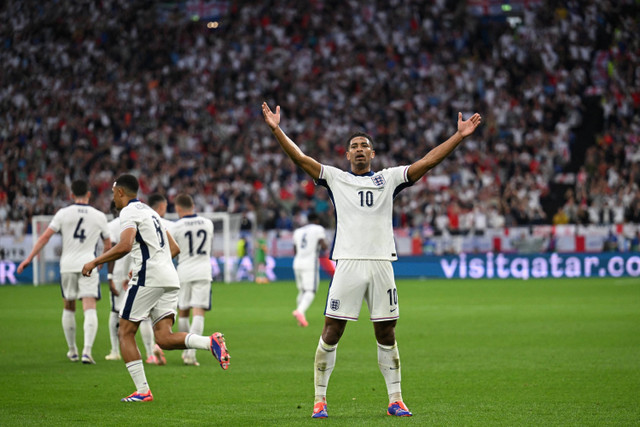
[73,218,87,243]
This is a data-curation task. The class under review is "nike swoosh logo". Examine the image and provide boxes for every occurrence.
[390,308,397,312]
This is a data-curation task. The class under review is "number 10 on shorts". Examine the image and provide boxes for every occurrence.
[387,288,397,305]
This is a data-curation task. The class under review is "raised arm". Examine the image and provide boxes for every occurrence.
[407,112,482,183]
[262,102,322,180]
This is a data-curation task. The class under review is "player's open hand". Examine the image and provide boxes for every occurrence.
[457,112,482,138]
[262,102,280,130]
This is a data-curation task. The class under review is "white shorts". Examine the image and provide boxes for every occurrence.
[120,286,178,325]
[294,267,319,293]
[60,272,100,301]
[109,274,128,313]
[324,259,399,322]
[178,280,212,310]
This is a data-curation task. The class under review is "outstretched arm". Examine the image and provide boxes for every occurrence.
[262,102,322,180]
[407,112,482,183]
[82,228,135,276]
[17,227,55,274]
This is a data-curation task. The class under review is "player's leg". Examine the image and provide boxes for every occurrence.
[62,299,78,361]
[178,308,191,362]
[77,273,100,364]
[118,318,152,402]
[183,280,211,365]
[312,317,346,418]
[374,322,411,416]
[80,296,98,364]
[293,270,307,326]
[106,308,121,360]
[293,269,316,327]
[151,288,229,369]
[182,307,204,365]
[140,319,163,365]
[118,285,162,402]
[369,261,411,417]
[313,260,366,418]
[60,273,79,361]
[106,283,124,360]
[177,283,192,363]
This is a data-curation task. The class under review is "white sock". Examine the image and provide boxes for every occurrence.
[314,338,337,402]
[62,309,77,353]
[189,316,205,358]
[185,333,210,350]
[296,291,303,307]
[108,312,120,354]
[377,342,402,403]
[82,308,98,356]
[178,316,190,333]
[296,291,315,314]
[125,360,150,393]
[190,315,204,336]
[139,319,155,357]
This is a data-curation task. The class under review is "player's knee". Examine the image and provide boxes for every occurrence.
[374,324,396,345]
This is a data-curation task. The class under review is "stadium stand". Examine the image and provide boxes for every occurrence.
[1,0,638,240]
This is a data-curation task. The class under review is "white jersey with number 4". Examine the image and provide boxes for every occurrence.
[293,223,326,270]
[317,164,412,261]
[119,199,179,288]
[48,203,110,273]
[171,214,214,283]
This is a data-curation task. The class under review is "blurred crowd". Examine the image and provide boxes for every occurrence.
[1,0,639,237]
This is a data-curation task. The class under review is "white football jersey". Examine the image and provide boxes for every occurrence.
[119,199,179,288]
[317,164,411,261]
[107,217,131,280]
[159,217,174,235]
[171,214,214,283]
[293,223,326,270]
[48,203,110,273]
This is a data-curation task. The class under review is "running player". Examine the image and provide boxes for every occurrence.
[291,212,328,327]
[18,180,111,364]
[171,193,215,366]
[81,174,230,402]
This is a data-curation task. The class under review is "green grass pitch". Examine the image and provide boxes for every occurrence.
[0,277,639,426]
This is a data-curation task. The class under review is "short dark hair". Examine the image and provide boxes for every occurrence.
[308,212,319,223]
[347,131,374,149]
[114,174,139,195]
[175,193,194,209]
[147,193,167,209]
[71,180,89,197]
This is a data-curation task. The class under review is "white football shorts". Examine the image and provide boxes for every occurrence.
[324,259,399,322]
[120,286,178,325]
[178,280,212,310]
[109,273,129,313]
[294,266,320,293]
[61,272,100,300]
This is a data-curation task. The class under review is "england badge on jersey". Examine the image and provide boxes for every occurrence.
[330,299,340,311]
[371,174,386,187]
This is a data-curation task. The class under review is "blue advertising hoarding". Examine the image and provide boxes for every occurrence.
[3,252,640,285]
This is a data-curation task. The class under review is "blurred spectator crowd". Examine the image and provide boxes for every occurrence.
[1,0,639,238]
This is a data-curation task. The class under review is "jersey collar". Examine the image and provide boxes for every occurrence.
[348,170,375,177]
[127,198,140,205]
[183,214,198,218]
